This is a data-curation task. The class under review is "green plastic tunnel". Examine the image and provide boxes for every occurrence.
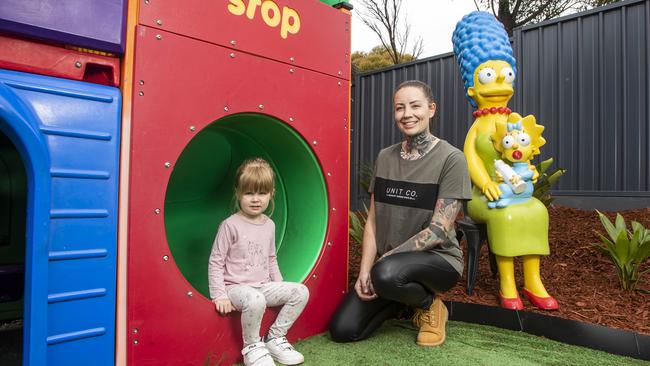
[164,113,329,298]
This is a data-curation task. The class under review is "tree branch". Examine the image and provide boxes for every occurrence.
[356,0,422,65]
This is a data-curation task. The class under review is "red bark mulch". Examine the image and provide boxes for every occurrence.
[348,205,650,335]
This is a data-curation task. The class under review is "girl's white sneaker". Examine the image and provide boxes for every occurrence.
[264,337,304,365]
[242,342,276,366]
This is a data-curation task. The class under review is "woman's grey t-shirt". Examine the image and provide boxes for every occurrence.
[369,139,472,274]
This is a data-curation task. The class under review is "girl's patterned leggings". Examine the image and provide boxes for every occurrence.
[227,281,309,346]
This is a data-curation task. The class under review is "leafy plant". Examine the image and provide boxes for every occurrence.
[349,203,369,245]
[350,160,373,247]
[533,158,566,207]
[593,210,650,291]
[358,161,375,194]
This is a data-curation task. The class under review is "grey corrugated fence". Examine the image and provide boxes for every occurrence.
[350,0,650,211]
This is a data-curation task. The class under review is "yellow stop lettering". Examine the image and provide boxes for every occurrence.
[227,0,301,39]
[227,0,246,16]
[246,0,262,20]
[261,1,281,27]
[280,6,300,39]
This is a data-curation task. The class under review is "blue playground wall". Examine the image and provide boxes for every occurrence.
[0,69,120,365]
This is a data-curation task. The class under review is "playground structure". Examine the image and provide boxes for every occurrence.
[0,0,352,365]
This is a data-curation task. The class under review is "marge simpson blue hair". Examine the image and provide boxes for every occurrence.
[452,11,516,107]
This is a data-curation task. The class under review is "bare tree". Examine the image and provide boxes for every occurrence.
[474,0,621,36]
[356,0,424,64]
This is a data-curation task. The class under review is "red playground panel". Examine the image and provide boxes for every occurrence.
[138,0,349,78]
[0,34,120,86]
[127,1,351,365]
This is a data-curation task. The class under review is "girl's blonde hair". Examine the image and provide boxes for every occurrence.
[233,158,275,214]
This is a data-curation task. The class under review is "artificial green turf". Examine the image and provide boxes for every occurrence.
[291,320,647,366]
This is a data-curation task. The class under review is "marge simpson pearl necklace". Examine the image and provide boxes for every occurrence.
[472,107,512,118]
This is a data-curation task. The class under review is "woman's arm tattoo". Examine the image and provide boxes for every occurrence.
[383,198,462,256]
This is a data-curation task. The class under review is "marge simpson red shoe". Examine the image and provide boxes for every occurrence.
[498,292,524,310]
[522,288,558,310]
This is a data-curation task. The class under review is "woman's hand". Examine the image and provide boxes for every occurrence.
[214,298,234,315]
[354,271,378,301]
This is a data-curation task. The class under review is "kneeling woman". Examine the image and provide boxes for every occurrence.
[330,80,471,346]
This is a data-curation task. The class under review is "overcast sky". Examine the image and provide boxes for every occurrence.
[351,0,479,58]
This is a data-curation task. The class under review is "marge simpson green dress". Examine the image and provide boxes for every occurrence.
[467,131,549,257]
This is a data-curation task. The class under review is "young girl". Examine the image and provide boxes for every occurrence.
[208,158,309,366]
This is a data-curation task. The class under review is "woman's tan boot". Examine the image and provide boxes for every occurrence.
[411,297,448,346]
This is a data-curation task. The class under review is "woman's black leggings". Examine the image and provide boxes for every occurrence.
[329,251,460,342]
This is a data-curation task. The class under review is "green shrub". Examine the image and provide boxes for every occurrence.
[350,161,373,246]
[533,158,566,207]
[593,210,650,291]
[349,203,368,245]
[358,161,374,193]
